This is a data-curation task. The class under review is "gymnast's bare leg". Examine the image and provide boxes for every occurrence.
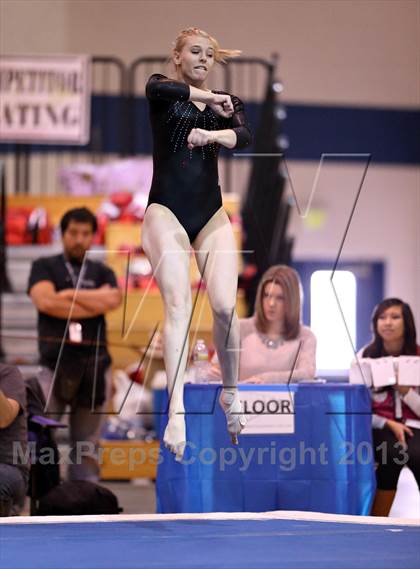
[193,207,246,442]
[142,203,192,461]
[142,204,245,459]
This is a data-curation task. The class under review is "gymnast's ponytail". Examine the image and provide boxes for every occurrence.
[172,28,241,63]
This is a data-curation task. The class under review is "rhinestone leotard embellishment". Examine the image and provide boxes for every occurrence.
[209,113,219,156]
[171,103,193,152]
[171,102,189,134]
[168,101,188,143]
[165,100,181,124]
[175,106,194,152]
[201,113,207,160]
[189,109,200,160]
[166,101,223,157]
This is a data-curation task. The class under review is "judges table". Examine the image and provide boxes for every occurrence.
[155,383,376,515]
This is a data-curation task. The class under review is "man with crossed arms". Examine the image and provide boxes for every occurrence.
[28,207,121,481]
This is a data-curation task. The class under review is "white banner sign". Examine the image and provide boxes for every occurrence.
[240,390,295,434]
[0,55,91,144]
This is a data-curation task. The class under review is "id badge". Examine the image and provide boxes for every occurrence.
[69,322,83,344]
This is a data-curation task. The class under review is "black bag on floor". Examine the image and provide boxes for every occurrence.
[37,480,123,516]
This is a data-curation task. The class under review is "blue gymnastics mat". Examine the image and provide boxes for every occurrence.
[1,516,419,569]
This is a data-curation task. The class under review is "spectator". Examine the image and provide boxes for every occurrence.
[211,265,316,383]
[0,364,29,516]
[28,207,121,481]
[353,297,420,516]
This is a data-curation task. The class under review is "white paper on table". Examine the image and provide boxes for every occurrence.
[397,356,420,386]
[349,359,373,387]
[370,357,396,388]
[240,390,295,434]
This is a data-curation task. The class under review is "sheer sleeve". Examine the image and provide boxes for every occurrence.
[146,73,190,102]
[228,95,252,149]
[212,91,252,149]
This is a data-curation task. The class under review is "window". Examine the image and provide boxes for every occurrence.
[310,270,357,371]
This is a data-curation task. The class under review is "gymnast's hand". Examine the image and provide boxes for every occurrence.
[209,93,234,118]
[187,128,215,149]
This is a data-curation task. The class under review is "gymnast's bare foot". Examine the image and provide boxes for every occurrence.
[219,387,246,444]
[163,413,186,462]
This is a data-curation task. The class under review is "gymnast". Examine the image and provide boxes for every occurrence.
[142,27,252,460]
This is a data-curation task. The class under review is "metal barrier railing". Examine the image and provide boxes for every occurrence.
[0,54,278,196]
[0,56,129,196]
[0,160,9,357]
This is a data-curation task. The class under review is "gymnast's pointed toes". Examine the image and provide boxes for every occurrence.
[174,442,186,462]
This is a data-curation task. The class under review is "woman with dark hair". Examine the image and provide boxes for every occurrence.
[363,298,418,358]
[211,265,317,383]
[357,298,420,516]
[142,28,252,460]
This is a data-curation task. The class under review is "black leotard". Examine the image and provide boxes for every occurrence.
[145,74,252,242]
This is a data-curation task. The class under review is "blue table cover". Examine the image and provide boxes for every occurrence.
[155,384,376,515]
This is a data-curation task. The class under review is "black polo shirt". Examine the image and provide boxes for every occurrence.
[28,254,118,368]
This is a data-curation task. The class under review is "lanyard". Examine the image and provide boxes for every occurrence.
[64,257,88,288]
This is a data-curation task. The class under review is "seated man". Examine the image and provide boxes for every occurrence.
[0,364,29,516]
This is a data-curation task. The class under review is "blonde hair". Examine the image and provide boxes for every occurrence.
[254,265,302,340]
[172,27,241,64]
